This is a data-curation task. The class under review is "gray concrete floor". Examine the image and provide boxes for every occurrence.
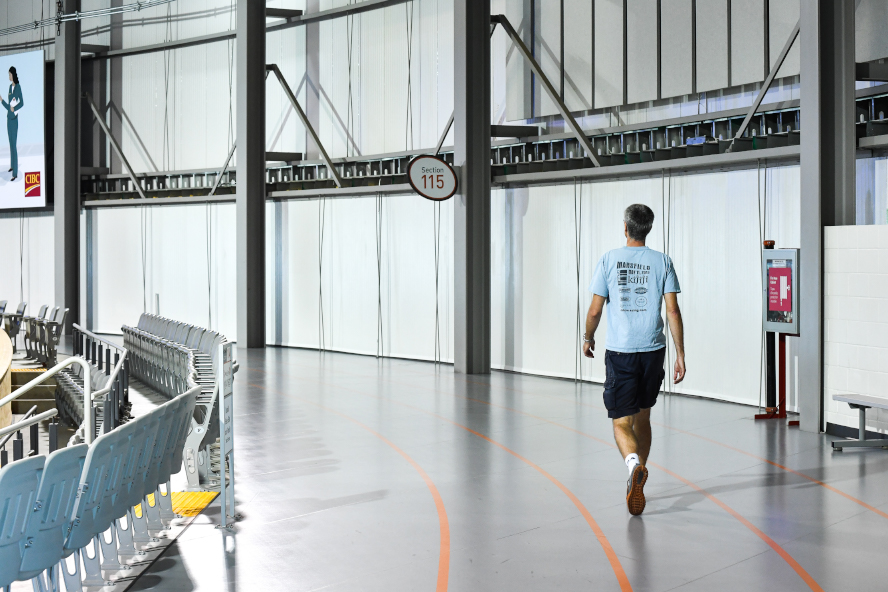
[134,348,888,591]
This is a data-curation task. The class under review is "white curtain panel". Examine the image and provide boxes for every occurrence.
[0,211,54,313]
[268,195,454,363]
[491,165,800,407]
[92,203,237,340]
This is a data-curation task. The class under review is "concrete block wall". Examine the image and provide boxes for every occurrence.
[823,225,888,433]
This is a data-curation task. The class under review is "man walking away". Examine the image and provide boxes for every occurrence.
[582,204,685,516]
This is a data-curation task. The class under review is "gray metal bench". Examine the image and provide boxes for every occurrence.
[831,394,888,451]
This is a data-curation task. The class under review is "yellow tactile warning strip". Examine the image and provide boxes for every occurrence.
[133,491,218,518]
[10,367,47,372]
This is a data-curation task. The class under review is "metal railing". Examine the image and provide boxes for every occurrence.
[71,324,129,435]
[0,357,93,442]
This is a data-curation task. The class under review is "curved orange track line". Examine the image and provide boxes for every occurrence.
[453,395,825,592]
[425,413,633,592]
[248,371,633,592]
[651,463,824,592]
[247,381,450,592]
[658,426,888,521]
[459,375,888,521]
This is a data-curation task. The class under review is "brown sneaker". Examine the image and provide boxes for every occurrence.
[626,464,648,516]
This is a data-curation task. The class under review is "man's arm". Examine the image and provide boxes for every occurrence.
[664,292,685,383]
[582,295,606,358]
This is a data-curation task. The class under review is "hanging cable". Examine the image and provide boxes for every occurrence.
[665,170,673,394]
[141,206,148,313]
[318,196,326,351]
[757,160,769,412]
[206,202,213,330]
[376,194,384,358]
[346,2,355,158]
[19,211,25,303]
[574,178,582,383]
[405,1,414,151]
[161,2,174,171]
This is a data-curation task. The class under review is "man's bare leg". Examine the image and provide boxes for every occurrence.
[613,409,652,465]
[613,415,639,459]
[634,408,652,465]
[614,411,650,516]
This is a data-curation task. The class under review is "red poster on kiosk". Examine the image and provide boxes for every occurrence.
[768,266,792,312]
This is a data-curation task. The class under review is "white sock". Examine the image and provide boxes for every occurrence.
[625,453,640,474]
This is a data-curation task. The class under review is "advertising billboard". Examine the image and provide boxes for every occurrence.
[0,50,45,209]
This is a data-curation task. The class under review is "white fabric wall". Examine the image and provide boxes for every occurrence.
[267,195,455,362]
[491,165,800,407]
[0,211,54,313]
[91,203,237,339]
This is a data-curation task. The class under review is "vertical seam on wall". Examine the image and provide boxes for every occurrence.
[656,0,662,101]
[560,0,565,101]
[691,0,697,94]
[622,0,628,106]
[763,0,770,78]
[727,0,732,88]
[590,0,595,109]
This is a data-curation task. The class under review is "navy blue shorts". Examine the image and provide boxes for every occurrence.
[603,348,666,419]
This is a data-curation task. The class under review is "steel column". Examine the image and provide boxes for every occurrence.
[798,0,855,433]
[454,0,491,374]
[54,0,81,335]
[236,0,267,348]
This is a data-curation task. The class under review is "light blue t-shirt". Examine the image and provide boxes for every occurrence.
[589,246,681,353]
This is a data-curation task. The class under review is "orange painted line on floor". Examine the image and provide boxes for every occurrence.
[247,381,450,592]
[451,394,825,592]
[425,411,633,592]
[457,375,888,522]
[659,426,888,521]
[247,370,633,592]
[651,463,825,592]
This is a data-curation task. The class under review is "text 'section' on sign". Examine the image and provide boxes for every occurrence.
[407,155,458,201]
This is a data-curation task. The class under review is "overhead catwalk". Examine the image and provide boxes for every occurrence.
[139,348,887,591]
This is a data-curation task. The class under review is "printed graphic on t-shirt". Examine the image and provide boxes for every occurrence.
[615,261,651,312]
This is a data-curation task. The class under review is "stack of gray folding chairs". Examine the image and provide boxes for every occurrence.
[1,301,27,352]
[20,306,68,367]
[0,385,199,592]
[122,314,224,405]
[121,314,225,487]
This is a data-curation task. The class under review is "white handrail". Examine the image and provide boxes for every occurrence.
[92,351,128,401]
[0,357,94,443]
[0,408,58,439]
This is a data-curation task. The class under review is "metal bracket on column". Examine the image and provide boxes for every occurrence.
[266,64,343,188]
[491,14,600,167]
[83,91,148,200]
[731,19,800,145]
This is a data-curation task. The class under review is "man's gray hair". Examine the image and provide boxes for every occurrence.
[624,204,655,241]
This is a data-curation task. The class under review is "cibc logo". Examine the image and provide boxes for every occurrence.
[24,172,40,197]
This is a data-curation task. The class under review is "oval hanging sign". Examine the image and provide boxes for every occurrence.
[407,155,458,201]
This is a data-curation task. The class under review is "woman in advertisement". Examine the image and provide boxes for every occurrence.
[1,66,23,181]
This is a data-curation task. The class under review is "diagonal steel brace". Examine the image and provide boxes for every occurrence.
[83,91,148,200]
[266,64,343,188]
[491,14,600,167]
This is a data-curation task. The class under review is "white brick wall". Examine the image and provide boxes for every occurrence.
[824,225,888,433]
